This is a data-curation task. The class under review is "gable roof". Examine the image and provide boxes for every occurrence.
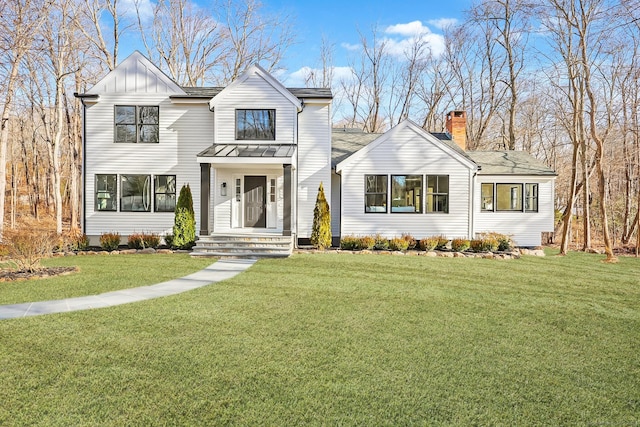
[86,51,186,95]
[209,64,302,111]
[467,151,557,176]
[335,120,477,172]
[331,128,381,167]
[171,87,332,101]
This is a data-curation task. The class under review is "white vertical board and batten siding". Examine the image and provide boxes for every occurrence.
[84,53,213,238]
[474,176,555,247]
[297,104,332,239]
[337,124,475,239]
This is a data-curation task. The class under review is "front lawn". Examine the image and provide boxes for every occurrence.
[1,251,638,425]
[0,254,213,304]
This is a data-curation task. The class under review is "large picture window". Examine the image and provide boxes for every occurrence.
[496,183,522,211]
[525,183,538,212]
[95,174,117,211]
[426,175,449,213]
[391,175,422,213]
[236,109,276,140]
[154,175,176,212]
[115,106,159,143]
[121,175,152,212]
[365,175,387,213]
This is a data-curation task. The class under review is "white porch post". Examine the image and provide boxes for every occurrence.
[200,163,210,235]
[283,164,292,236]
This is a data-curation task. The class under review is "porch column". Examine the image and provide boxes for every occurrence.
[283,163,292,236]
[200,163,210,235]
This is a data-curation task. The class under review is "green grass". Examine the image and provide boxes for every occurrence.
[0,254,214,304]
[1,251,639,425]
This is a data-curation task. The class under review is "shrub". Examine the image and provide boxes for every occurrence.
[164,233,174,248]
[373,234,389,250]
[172,184,196,250]
[100,232,121,251]
[451,238,471,252]
[419,236,439,251]
[310,182,332,249]
[477,232,512,251]
[143,233,161,249]
[3,227,57,272]
[401,233,417,250]
[435,235,449,250]
[128,233,145,249]
[69,232,90,251]
[389,236,410,251]
[359,235,375,250]
[340,235,359,250]
[470,237,499,253]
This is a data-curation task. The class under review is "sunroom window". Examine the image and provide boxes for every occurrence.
[391,175,422,213]
[496,183,522,211]
[426,175,449,213]
[236,109,276,140]
[525,183,538,212]
[481,183,494,211]
[365,175,387,213]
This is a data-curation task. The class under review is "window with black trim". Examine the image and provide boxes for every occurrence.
[236,109,275,140]
[365,175,387,213]
[525,183,538,212]
[391,175,422,213]
[95,174,117,211]
[481,183,494,211]
[154,175,176,212]
[496,183,523,211]
[115,106,159,143]
[426,175,449,213]
[121,175,152,212]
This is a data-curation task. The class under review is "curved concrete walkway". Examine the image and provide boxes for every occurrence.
[0,258,256,320]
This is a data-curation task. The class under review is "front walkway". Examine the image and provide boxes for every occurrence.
[0,258,256,320]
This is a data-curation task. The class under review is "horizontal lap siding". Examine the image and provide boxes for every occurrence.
[297,104,331,238]
[340,127,472,240]
[214,74,296,145]
[85,94,213,237]
[473,176,555,247]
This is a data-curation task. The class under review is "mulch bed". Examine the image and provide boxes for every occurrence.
[0,266,78,283]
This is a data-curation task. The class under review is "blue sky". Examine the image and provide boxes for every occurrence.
[265,0,472,84]
[117,0,472,85]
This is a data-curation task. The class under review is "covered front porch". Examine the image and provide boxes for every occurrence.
[195,143,296,256]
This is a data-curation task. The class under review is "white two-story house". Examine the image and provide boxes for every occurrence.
[77,51,556,255]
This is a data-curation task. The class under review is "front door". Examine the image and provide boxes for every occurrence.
[244,176,266,227]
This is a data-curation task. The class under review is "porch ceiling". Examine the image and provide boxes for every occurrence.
[197,144,296,164]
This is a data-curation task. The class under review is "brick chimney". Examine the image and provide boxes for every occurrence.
[445,110,467,151]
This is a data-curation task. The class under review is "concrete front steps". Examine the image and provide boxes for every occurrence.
[191,233,293,258]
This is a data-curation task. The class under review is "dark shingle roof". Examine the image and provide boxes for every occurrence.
[331,129,381,167]
[467,151,557,176]
[172,86,332,100]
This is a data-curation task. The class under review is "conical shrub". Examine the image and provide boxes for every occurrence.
[310,182,331,249]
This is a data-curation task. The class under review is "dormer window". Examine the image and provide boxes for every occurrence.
[236,109,275,140]
[115,105,159,143]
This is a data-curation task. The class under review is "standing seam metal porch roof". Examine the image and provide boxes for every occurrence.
[197,144,296,158]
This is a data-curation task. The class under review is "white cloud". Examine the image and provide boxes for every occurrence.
[427,18,458,30]
[120,0,155,22]
[340,42,361,51]
[385,20,431,37]
[283,66,354,87]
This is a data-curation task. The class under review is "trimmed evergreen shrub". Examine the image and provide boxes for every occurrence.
[172,184,196,250]
[340,235,359,250]
[401,233,417,250]
[359,236,375,250]
[310,182,332,249]
[100,232,121,251]
[128,233,145,249]
[143,233,161,249]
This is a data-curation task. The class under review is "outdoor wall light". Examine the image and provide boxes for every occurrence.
[221,182,227,196]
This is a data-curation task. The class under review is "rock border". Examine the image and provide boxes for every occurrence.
[295,247,546,259]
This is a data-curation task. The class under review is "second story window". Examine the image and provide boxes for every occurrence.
[236,109,275,140]
[115,106,159,143]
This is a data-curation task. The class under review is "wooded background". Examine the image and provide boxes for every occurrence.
[1,0,638,259]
